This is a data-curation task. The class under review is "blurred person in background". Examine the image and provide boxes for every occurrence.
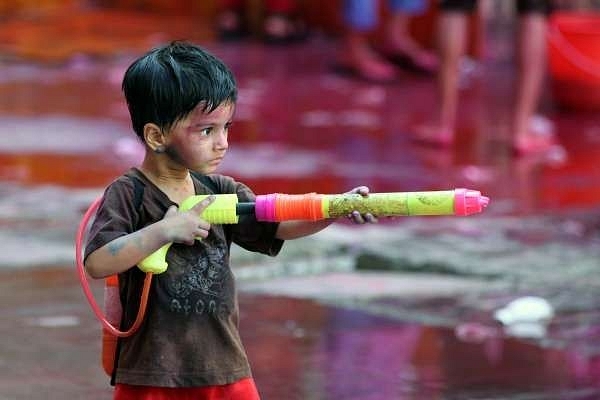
[415,0,555,155]
[337,0,438,82]
[216,0,308,44]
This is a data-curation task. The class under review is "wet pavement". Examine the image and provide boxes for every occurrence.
[2,4,600,400]
[5,265,600,400]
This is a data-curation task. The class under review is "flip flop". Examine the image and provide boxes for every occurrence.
[411,125,454,147]
[513,134,557,156]
[263,13,309,45]
[216,10,248,42]
[378,46,439,75]
[331,61,399,84]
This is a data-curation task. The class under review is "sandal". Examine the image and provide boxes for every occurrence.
[383,50,438,75]
[513,117,558,156]
[513,135,557,156]
[378,42,439,75]
[263,13,308,45]
[333,41,399,83]
[332,59,398,84]
[216,10,247,41]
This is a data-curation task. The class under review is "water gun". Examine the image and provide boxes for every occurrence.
[139,188,489,273]
[75,188,488,375]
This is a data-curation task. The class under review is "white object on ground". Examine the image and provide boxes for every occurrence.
[493,296,554,339]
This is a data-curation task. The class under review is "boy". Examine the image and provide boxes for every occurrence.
[84,41,376,400]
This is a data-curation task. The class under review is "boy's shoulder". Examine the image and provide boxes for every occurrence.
[102,168,138,194]
[98,168,146,211]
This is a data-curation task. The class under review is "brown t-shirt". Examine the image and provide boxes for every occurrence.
[85,168,284,387]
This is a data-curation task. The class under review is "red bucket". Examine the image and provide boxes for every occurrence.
[548,12,600,111]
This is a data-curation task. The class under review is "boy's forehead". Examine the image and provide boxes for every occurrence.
[190,101,235,119]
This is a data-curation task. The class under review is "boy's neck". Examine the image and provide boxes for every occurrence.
[139,154,195,203]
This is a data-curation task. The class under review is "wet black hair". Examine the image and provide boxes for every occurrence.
[122,40,237,141]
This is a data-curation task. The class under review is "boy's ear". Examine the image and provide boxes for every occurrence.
[143,123,165,152]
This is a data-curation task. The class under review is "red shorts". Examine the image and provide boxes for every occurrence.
[114,377,260,400]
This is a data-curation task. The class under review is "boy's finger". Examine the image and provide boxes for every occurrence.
[348,210,365,224]
[357,186,370,196]
[364,213,378,223]
[347,186,369,196]
[191,195,216,213]
[164,205,178,217]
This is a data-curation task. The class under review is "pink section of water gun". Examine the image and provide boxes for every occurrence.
[454,188,490,216]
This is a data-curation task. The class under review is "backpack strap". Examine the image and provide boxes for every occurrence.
[109,338,122,385]
[190,171,220,194]
[131,175,145,211]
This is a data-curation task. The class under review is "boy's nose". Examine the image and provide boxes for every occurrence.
[215,130,228,149]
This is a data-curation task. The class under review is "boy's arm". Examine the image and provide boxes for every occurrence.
[85,222,173,279]
[85,196,215,279]
[275,186,377,240]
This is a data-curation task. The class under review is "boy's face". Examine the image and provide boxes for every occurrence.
[164,101,234,174]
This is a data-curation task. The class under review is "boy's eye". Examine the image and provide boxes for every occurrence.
[199,127,211,136]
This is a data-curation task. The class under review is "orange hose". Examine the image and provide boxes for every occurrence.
[75,195,153,338]
[101,273,152,375]
[112,273,153,337]
[76,196,154,375]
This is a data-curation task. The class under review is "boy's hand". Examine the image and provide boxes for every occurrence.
[345,186,378,224]
[162,195,215,245]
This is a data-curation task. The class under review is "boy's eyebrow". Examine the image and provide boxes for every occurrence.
[188,118,232,128]
[191,118,222,125]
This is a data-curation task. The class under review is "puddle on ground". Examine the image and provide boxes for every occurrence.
[4,266,600,399]
[241,296,600,400]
